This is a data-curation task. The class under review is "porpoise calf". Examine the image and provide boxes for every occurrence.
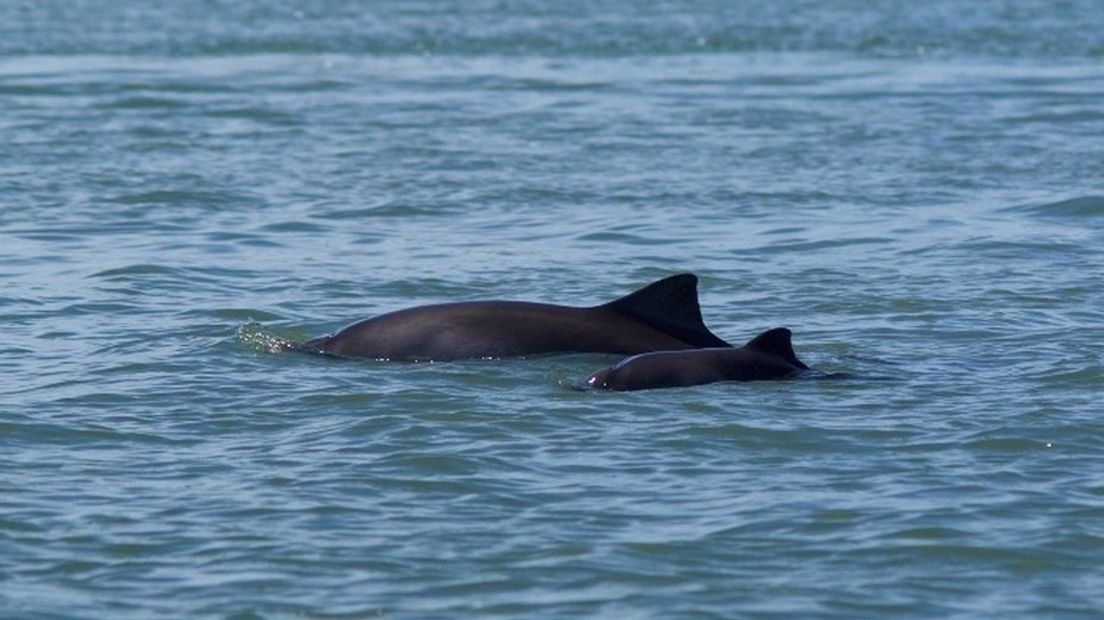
[584,327,808,391]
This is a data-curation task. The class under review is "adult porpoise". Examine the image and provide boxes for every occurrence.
[298,273,732,361]
[583,327,808,391]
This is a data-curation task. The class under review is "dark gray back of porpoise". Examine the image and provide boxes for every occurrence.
[298,273,732,361]
[584,327,808,391]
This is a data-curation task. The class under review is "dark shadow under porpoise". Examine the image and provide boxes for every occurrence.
[293,273,732,362]
[582,327,810,391]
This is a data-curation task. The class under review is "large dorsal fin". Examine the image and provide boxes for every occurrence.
[744,327,808,369]
[602,273,732,348]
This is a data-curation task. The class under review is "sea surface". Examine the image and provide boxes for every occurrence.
[3,2,1103,618]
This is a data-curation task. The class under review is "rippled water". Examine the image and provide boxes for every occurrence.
[3,2,1104,618]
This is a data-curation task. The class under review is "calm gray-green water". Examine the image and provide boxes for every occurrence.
[3,2,1103,618]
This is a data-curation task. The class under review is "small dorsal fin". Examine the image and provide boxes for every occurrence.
[602,273,732,348]
[744,327,808,369]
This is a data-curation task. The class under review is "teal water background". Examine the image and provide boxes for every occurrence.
[3,2,1104,618]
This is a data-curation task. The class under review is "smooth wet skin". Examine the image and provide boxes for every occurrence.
[300,274,731,361]
[585,327,809,391]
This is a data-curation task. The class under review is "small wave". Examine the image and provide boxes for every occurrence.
[205,107,302,126]
[106,189,262,208]
[91,263,179,279]
[94,96,188,110]
[214,308,285,322]
[237,320,309,354]
[1004,196,1104,221]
